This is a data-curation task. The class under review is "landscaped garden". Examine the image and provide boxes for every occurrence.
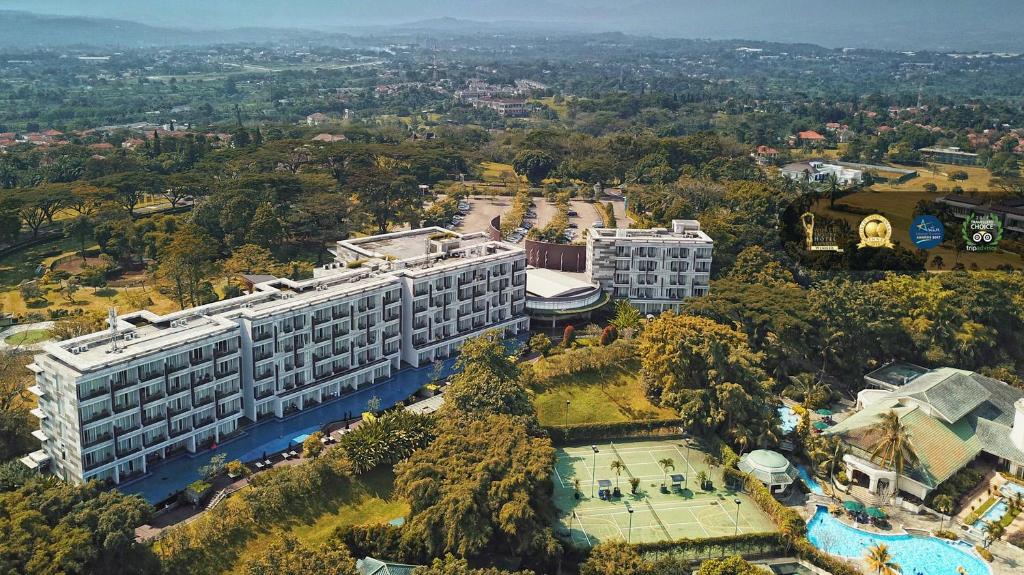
[2,329,50,346]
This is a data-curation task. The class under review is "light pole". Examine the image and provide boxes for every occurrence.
[733,498,742,536]
[591,445,599,498]
[625,502,634,543]
[564,400,570,428]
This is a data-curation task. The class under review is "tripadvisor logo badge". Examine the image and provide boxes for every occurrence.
[962,212,1002,252]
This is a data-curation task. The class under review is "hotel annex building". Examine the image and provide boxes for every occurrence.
[24,228,528,486]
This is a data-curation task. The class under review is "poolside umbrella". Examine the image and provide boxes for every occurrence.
[816,408,833,416]
[813,421,830,431]
[866,507,887,519]
[843,500,865,512]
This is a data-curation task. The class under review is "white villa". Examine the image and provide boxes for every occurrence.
[826,365,1024,500]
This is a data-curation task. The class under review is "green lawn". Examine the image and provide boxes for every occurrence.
[3,329,51,346]
[226,467,406,573]
[531,360,677,427]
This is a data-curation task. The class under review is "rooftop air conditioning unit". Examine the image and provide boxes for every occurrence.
[70,346,86,354]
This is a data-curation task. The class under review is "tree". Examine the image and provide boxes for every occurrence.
[867,410,918,502]
[932,494,954,532]
[413,555,534,575]
[395,414,558,565]
[443,331,534,421]
[303,432,324,458]
[726,246,794,287]
[61,278,80,304]
[609,300,643,334]
[864,543,901,575]
[983,520,1005,548]
[638,313,774,448]
[580,541,647,575]
[658,458,675,485]
[610,459,626,488]
[222,244,280,277]
[0,480,158,575]
[288,191,356,263]
[0,350,35,461]
[19,281,44,305]
[344,155,421,234]
[512,150,556,186]
[198,453,228,481]
[97,173,164,216]
[241,535,357,575]
[64,215,94,260]
[156,225,219,309]
[247,203,286,250]
[528,332,552,356]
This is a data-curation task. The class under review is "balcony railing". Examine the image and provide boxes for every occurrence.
[167,404,190,418]
[254,387,274,400]
[143,434,167,448]
[253,331,273,342]
[81,408,111,425]
[215,367,239,379]
[78,386,110,402]
[169,426,192,438]
[112,378,136,392]
[116,444,142,458]
[84,453,115,470]
[140,388,165,403]
[190,354,209,366]
[83,431,113,448]
[213,346,236,359]
[194,416,215,428]
[113,401,138,414]
[194,395,215,408]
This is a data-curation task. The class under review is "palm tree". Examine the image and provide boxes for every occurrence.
[658,457,675,485]
[868,410,918,502]
[826,173,843,208]
[933,494,954,532]
[865,544,901,575]
[983,520,1005,548]
[610,460,626,488]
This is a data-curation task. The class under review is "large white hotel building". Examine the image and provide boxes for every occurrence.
[24,228,528,486]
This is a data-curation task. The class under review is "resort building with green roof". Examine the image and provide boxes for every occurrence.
[826,366,1024,501]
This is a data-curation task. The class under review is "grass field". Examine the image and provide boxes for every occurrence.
[531,360,677,427]
[226,468,406,573]
[553,439,776,546]
[479,161,523,183]
[870,162,1004,193]
[3,329,51,346]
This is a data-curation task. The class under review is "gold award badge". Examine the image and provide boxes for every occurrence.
[857,214,894,249]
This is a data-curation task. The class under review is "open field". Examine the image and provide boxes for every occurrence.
[870,162,1005,193]
[4,329,50,346]
[553,439,776,546]
[479,161,523,183]
[226,468,406,574]
[532,360,677,427]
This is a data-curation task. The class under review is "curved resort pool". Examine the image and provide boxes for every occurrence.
[779,406,799,434]
[807,507,990,575]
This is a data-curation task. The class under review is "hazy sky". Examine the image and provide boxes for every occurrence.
[2,0,1023,50]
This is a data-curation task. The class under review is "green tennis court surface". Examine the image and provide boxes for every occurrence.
[553,439,776,546]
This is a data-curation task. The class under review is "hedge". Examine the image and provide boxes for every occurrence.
[545,419,686,446]
[634,532,786,561]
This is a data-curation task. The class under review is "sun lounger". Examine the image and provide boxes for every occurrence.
[288,450,298,458]
[255,462,264,470]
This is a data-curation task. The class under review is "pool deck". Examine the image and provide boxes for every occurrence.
[796,494,1024,575]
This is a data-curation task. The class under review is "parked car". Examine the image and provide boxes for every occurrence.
[567,210,578,216]
[568,222,578,228]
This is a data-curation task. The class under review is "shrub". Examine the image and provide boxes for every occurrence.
[303,432,324,458]
[599,325,618,346]
[975,546,993,562]
[225,460,248,478]
[532,340,636,381]
[545,418,686,445]
[562,324,576,347]
[528,332,552,356]
[934,529,958,540]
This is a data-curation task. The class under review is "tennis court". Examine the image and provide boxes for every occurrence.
[552,439,777,546]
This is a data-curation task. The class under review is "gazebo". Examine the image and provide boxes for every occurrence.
[738,449,800,496]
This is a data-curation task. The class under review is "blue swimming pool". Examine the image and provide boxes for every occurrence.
[779,406,799,434]
[1001,481,1024,499]
[117,355,461,504]
[807,507,990,575]
[972,499,1009,531]
[796,464,824,495]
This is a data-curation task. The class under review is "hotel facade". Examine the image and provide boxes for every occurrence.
[24,228,528,486]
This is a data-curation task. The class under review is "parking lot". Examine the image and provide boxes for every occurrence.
[446,195,631,244]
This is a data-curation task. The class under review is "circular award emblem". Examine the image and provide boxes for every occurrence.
[909,215,945,250]
[857,214,894,249]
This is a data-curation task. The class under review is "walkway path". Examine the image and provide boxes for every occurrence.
[0,321,54,351]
